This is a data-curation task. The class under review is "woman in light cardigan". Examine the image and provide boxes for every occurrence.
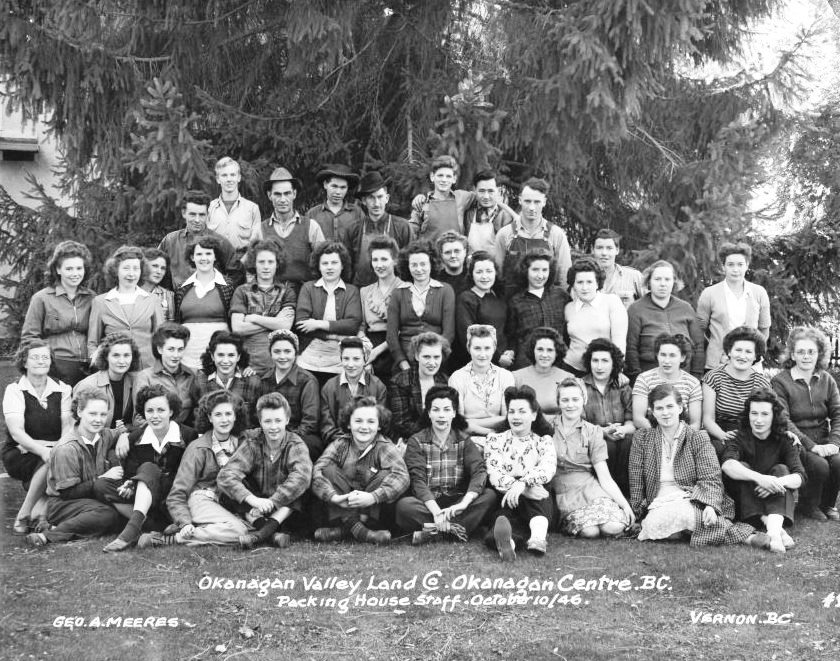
[696,241,770,370]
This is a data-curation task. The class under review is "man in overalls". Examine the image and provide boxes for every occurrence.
[261,167,326,294]
[462,169,515,260]
[304,164,365,245]
[493,177,572,297]
[347,171,413,287]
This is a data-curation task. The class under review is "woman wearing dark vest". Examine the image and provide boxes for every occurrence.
[3,339,73,535]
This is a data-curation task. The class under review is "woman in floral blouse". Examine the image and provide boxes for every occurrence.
[483,385,556,560]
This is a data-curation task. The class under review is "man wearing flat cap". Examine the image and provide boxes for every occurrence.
[261,167,326,292]
[304,164,365,246]
[346,171,413,287]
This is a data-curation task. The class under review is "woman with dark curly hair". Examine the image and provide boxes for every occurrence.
[3,339,73,535]
[512,327,575,416]
[630,384,762,548]
[140,390,252,548]
[141,248,175,322]
[702,326,770,457]
[311,396,409,545]
[230,240,296,377]
[358,236,403,380]
[721,388,806,553]
[21,240,96,386]
[581,338,635,496]
[454,250,509,369]
[88,245,164,370]
[195,331,260,423]
[502,250,569,370]
[632,333,702,431]
[387,240,456,373]
[771,326,840,522]
[563,256,627,376]
[294,241,362,384]
[99,383,198,552]
[74,332,141,434]
[175,234,236,370]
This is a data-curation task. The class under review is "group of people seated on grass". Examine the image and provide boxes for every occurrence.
[4,156,839,560]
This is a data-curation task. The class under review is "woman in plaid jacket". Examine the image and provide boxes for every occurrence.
[629,383,764,548]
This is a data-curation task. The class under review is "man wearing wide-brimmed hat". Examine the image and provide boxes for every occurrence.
[304,164,365,245]
[261,166,325,291]
[346,171,413,287]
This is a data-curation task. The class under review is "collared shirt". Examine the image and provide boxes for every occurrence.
[409,189,475,240]
[387,367,450,442]
[207,196,262,249]
[181,269,228,299]
[158,228,235,289]
[484,429,557,491]
[102,286,151,305]
[305,200,365,243]
[3,375,72,415]
[552,418,607,474]
[46,425,117,496]
[134,360,198,425]
[259,365,321,457]
[723,281,748,328]
[399,278,444,318]
[505,286,569,368]
[217,428,312,508]
[314,278,346,322]
[360,278,403,333]
[564,292,628,371]
[582,373,633,427]
[137,423,184,454]
[319,372,387,444]
[403,428,481,499]
[264,212,325,243]
[21,285,96,361]
[230,281,296,317]
[601,264,644,308]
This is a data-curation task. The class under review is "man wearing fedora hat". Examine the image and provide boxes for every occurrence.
[304,164,365,246]
[346,171,413,287]
[261,167,325,292]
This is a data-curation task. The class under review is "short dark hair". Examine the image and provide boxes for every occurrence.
[653,333,694,368]
[503,384,553,436]
[185,234,228,273]
[722,326,766,364]
[339,337,366,356]
[196,390,250,435]
[151,323,191,359]
[520,177,549,195]
[13,339,57,376]
[180,190,211,212]
[92,332,142,373]
[71,387,109,421]
[135,383,182,420]
[524,327,567,366]
[582,338,625,385]
[200,330,249,375]
[566,255,605,290]
[515,250,557,291]
[430,155,458,173]
[103,245,148,289]
[398,240,441,281]
[593,229,622,248]
[718,241,752,264]
[646,383,687,426]
[47,241,93,286]
[256,392,291,419]
[339,395,391,434]
[367,235,400,260]
[739,388,788,438]
[410,331,451,361]
[243,240,287,282]
[473,169,497,186]
[309,240,352,281]
[418,385,468,431]
[465,250,497,289]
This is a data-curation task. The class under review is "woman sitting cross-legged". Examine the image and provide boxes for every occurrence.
[217,392,313,549]
[311,396,409,545]
[396,385,498,544]
[99,384,197,552]
[721,389,806,554]
[551,378,634,538]
[139,390,251,548]
[629,384,762,548]
[483,385,557,560]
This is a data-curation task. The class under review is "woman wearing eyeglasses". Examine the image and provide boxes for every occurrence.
[771,327,840,522]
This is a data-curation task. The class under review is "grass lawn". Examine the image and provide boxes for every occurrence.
[1,363,839,661]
